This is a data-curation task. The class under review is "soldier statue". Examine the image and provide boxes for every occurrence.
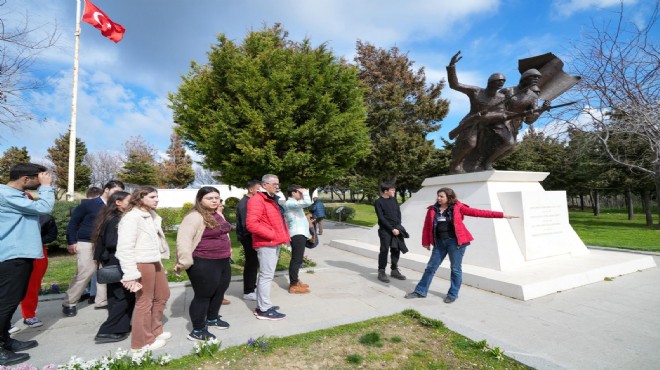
[446,51,577,173]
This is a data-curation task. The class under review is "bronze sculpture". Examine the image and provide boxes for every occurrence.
[447,51,579,173]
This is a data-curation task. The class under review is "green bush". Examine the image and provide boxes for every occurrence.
[223,197,240,224]
[181,202,194,216]
[325,206,356,221]
[159,207,183,231]
[49,201,79,249]
[224,197,239,209]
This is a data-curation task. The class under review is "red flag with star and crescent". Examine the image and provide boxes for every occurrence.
[82,0,125,43]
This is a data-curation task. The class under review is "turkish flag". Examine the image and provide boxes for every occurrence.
[82,0,125,43]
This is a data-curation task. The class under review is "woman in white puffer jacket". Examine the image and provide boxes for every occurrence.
[116,186,171,352]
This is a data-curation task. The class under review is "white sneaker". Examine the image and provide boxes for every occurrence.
[156,331,172,341]
[147,338,166,350]
[8,325,20,334]
[132,339,166,353]
[243,292,257,301]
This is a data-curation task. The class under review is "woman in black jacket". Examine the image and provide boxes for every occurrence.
[91,191,133,344]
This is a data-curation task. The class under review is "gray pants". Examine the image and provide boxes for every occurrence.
[63,241,107,307]
[256,245,280,311]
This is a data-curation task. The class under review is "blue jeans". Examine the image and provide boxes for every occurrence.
[413,237,467,299]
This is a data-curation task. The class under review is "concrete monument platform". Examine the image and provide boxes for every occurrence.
[331,170,656,300]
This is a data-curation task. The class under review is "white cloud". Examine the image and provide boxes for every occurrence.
[551,0,639,17]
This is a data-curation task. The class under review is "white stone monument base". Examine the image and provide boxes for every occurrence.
[330,239,656,300]
[331,170,656,300]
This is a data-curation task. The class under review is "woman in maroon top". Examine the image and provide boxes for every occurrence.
[175,187,232,341]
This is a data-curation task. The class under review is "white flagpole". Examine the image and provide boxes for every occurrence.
[67,0,82,200]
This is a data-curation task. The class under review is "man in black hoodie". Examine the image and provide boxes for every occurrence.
[374,182,406,283]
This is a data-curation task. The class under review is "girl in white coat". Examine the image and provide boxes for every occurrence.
[116,187,171,352]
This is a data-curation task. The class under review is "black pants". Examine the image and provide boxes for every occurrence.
[239,237,258,294]
[186,257,231,330]
[378,228,400,270]
[97,281,135,335]
[0,258,33,346]
[289,235,307,284]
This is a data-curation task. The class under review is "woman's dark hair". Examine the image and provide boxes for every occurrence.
[287,184,302,197]
[91,191,131,245]
[126,186,158,212]
[437,187,458,205]
[192,186,221,228]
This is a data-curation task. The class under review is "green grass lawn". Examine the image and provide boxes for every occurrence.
[569,210,660,252]
[326,202,377,227]
[144,310,529,369]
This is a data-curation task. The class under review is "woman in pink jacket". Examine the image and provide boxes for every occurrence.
[405,187,516,303]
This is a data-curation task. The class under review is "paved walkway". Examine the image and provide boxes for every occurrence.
[10,221,660,369]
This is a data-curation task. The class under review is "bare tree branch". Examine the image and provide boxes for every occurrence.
[0,2,59,131]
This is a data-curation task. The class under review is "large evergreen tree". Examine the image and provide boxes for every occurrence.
[354,41,449,192]
[160,131,195,188]
[169,24,370,187]
[117,136,159,186]
[0,146,30,183]
[46,131,91,195]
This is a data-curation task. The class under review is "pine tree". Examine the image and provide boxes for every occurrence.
[354,41,449,192]
[169,24,369,188]
[0,146,31,183]
[117,135,159,186]
[160,132,195,188]
[46,131,92,194]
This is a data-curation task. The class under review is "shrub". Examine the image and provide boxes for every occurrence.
[159,207,182,231]
[49,201,79,249]
[325,206,356,221]
[181,202,194,217]
[224,196,239,209]
[223,196,240,224]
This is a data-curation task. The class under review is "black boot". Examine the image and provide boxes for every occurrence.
[377,269,390,283]
[0,347,29,366]
[390,268,406,280]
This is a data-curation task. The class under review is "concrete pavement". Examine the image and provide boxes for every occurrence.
[10,221,660,369]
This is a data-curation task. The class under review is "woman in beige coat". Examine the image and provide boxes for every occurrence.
[116,186,171,352]
[175,187,232,342]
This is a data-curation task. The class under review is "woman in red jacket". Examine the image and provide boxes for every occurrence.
[405,187,516,303]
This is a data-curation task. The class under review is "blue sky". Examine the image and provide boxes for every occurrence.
[0,0,651,164]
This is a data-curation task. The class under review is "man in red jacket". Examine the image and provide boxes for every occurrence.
[246,174,290,320]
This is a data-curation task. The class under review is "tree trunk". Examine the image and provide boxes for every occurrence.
[656,163,660,230]
[579,194,585,210]
[641,189,653,227]
[625,187,633,220]
[592,189,600,216]
[399,189,406,202]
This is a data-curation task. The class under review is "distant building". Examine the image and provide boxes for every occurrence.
[156,185,246,208]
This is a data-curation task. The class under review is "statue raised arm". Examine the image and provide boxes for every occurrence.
[446,52,507,174]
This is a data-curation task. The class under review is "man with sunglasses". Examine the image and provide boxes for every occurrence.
[0,163,54,365]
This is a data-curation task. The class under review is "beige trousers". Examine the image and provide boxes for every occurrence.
[63,241,107,307]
